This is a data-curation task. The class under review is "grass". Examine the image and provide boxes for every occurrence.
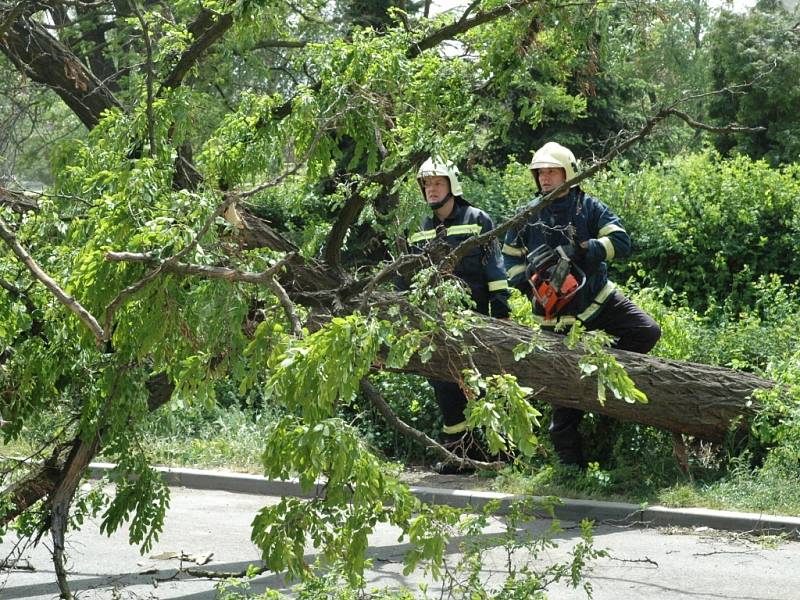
[488,453,800,517]
[125,403,270,473]
[656,462,800,516]
[140,403,800,517]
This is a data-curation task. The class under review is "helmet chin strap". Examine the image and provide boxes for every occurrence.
[428,192,453,211]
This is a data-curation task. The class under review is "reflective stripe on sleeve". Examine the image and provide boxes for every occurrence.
[533,314,577,327]
[408,230,437,243]
[599,236,615,261]
[447,224,482,236]
[488,280,509,292]
[502,243,527,257]
[576,281,616,322]
[598,223,626,237]
[508,264,527,279]
[443,421,467,434]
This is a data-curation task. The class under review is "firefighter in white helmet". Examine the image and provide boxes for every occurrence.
[503,142,661,469]
[407,157,510,474]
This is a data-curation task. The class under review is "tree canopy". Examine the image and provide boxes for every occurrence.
[0,0,796,596]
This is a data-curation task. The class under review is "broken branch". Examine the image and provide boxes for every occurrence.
[0,216,104,343]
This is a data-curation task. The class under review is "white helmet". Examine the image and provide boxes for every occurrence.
[416,157,463,198]
[529,142,579,191]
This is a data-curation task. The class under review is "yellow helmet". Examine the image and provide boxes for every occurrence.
[416,157,463,198]
[529,142,579,191]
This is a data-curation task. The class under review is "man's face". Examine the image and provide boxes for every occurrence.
[537,167,568,196]
[422,175,451,205]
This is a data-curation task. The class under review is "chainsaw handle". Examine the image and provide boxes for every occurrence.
[570,262,586,294]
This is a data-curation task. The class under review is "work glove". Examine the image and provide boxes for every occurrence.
[555,242,586,261]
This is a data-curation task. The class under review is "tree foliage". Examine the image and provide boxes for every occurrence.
[0,0,596,591]
[0,0,789,596]
[706,3,800,165]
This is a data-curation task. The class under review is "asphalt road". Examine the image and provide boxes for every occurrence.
[2,486,799,599]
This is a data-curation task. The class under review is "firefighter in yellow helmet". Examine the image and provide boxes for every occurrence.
[407,157,510,474]
[503,142,661,468]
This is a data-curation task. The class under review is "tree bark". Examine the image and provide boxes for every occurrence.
[388,310,768,442]
[0,17,121,129]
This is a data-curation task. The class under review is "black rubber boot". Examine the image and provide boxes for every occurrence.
[550,407,587,469]
[432,431,491,475]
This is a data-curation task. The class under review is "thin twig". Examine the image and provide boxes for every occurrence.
[238,116,334,200]
[458,0,483,24]
[609,555,659,566]
[667,108,765,134]
[105,252,291,285]
[358,253,422,312]
[186,564,268,578]
[251,38,307,50]
[0,557,35,571]
[266,276,302,337]
[692,550,759,557]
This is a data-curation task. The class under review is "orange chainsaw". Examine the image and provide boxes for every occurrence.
[525,244,586,320]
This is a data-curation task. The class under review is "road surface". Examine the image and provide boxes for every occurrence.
[2,486,798,599]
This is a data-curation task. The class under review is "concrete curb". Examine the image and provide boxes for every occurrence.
[89,462,800,536]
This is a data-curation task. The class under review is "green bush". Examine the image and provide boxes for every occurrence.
[131,396,283,473]
[629,274,799,371]
[462,158,537,222]
[587,150,800,313]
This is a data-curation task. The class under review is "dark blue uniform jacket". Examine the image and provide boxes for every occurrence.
[408,198,510,318]
[502,188,630,326]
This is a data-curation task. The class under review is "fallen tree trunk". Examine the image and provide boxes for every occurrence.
[226,211,771,441]
[0,295,772,530]
[388,310,770,441]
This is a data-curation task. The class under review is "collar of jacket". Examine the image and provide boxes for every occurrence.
[545,188,580,214]
[435,196,471,224]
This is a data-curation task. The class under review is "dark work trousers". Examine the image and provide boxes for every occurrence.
[431,379,470,433]
[549,290,661,467]
[430,296,490,435]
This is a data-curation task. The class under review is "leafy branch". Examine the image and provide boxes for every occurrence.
[408,0,539,58]
[158,8,234,93]
[129,0,156,155]
[0,216,104,343]
[564,324,648,406]
[101,193,237,339]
